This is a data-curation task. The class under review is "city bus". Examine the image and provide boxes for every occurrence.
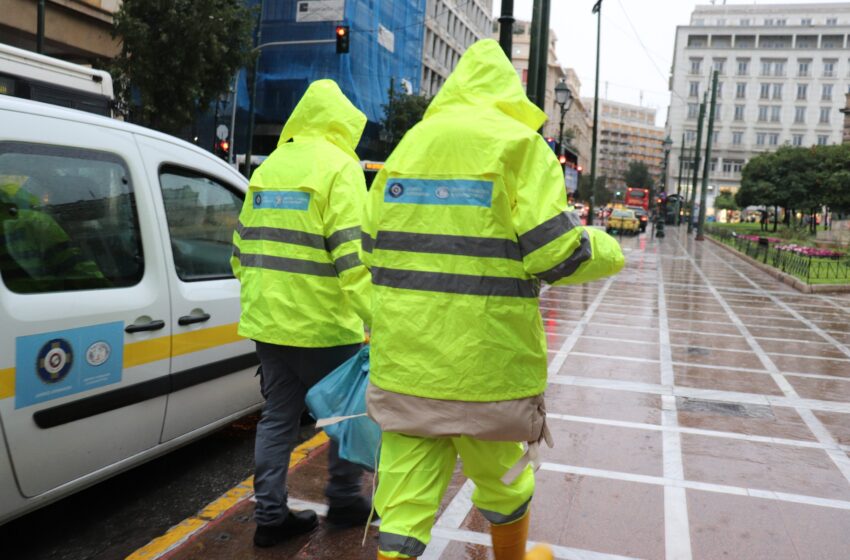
[0,43,114,117]
[624,187,650,211]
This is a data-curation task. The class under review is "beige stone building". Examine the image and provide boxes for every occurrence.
[503,21,592,170]
[584,98,665,193]
[0,0,120,65]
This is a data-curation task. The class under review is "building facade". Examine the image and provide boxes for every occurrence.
[585,98,666,194]
[666,3,850,209]
[506,21,592,170]
[0,0,120,64]
[421,0,493,97]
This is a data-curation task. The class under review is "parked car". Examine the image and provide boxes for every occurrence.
[606,209,640,235]
[0,95,263,524]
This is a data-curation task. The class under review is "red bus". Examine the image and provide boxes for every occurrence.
[624,187,649,210]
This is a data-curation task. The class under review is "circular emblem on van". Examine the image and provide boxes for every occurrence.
[388,183,404,198]
[86,341,111,367]
[36,339,73,384]
[435,186,450,199]
[254,193,263,206]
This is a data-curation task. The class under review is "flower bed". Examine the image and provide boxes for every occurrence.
[774,244,845,259]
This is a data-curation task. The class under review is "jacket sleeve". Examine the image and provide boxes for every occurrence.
[325,163,373,326]
[512,135,624,286]
[230,192,252,282]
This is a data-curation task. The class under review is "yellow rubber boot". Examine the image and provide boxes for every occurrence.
[490,513,553,560]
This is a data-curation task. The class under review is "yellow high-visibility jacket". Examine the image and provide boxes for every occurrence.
[363,39,624,403]
[231,79,371,347]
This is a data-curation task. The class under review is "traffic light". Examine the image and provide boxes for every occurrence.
[216,139,229,160]
[336,25,350,54]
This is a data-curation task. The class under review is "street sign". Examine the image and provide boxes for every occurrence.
[216,124,229,141]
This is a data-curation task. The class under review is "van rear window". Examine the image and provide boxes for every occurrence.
[0,142,144,293]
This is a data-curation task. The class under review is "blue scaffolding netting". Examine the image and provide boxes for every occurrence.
[241,0,426,129]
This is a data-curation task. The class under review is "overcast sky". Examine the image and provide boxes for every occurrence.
[491,0,841,127]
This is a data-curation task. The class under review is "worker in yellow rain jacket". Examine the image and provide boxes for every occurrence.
[231,79,373,548]
[362,39,624,560]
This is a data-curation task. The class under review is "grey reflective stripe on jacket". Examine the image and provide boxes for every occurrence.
[238,252,337,277]
[378,532,427,557]
[536,231,592,284]
[333,252,362,274]
[517,211,582,256]
[371,267,538,298]
[374,230,522,260]
[237,222,325,250]
[478,498,532,525]
[326,225,361,252]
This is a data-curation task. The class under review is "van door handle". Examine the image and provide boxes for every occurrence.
[178,313,211,326]
[125,319,166,333]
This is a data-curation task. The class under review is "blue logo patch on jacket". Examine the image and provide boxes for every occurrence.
[384,179,493,207]
[253,191,311,210]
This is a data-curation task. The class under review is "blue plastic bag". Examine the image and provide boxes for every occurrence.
[305,345,381,471]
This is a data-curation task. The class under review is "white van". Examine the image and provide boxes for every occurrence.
[0,95,262,524]
[0,43,114,117]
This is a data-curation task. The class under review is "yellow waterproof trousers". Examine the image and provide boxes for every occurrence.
[375,431,535,558]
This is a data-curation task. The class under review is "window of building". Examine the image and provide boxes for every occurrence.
[689,81,700,97]
[758,105,769,121]
[722,160,733,173]
[822,84,834,101]
[713,131,719,145]
[761,60,772,76]
[736,82,747,98]
[733,161,745,173]
[734,104,745,120]
[818,135,829,145]
[774,61,786,76]
[797,83,808,100]
[772,83,783,100]
[710,159,718,172]
[756,132,767,145]
[717,82,724,97]
[714,104,722,120]
[798,60,810,76]
[760,83,771,99]
[764,18,775,26]
[740,18,750,26]
[795,106,806,123]
[824,60,836,77]
[768,133,779,146]
[0,142,143,294]
[737,59,749,75]
[713,59,726,74]
[776,19,787,26]
[732,131,744,145]
[687,103,699,119]
[792,134,804,146]
[827,18,838,26]
[770,106,781,122]
[694,18,705,26]
[159,167,243,281]
[802,18,812,26]
[820,107,831,123]
[690,58,703,74]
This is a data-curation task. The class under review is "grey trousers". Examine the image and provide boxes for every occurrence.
[253,340,364,527]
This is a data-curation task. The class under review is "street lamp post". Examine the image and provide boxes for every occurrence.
[659,135,672,212]
[588,0,603,226]
[554,80,573,156]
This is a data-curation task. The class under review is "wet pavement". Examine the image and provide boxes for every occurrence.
[141,227,850,560]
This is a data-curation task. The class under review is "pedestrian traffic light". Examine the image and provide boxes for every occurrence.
[336,25,350,54]
[216,139,229,159]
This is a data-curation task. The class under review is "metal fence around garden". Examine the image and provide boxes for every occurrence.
[706,226,850,284]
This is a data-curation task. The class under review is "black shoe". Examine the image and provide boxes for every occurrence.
[326,497,376,528]
[253,510,319,547]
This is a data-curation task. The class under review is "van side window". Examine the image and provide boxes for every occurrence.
[159,166,243,281]
[0,142,143,294]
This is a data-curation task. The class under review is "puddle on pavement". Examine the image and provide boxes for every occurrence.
[678,397,776,419]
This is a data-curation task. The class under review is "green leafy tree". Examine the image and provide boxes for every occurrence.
[623,161,655,191]
[577,175,611,206]
[714,189,738,211]
[112,0,254,134]
[380,84,430,157]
